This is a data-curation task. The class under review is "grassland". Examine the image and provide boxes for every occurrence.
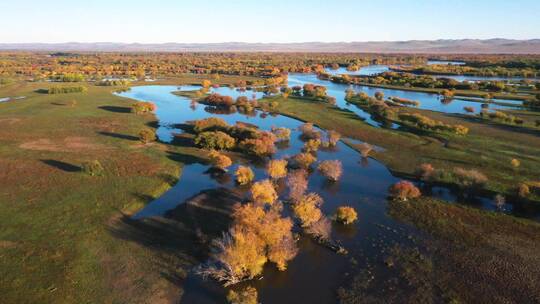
[350,80,537,101]
[339,196,540,303]
[0,75,253,304]
[259,95,540,201]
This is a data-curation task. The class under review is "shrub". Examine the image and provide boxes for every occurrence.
[510,158,520,168]
[291,152,316,169]
[317,160,343,181]
[415,163,435,182]
[204,93,234,108]
[208,150,232,171]
[357,143,373,158]
[195,131,236,150]
[335,206,358,225]
[299,122,321,141]
[518,183,530,198]
[452,168,488,191]
[82,160,104,176]
[271,127,291,141]
[97,79,130,86]
[202,79,212,88]
[463,106,475,113]
[250,179,278,205]
[286,170,308,202]
[389,180,421,201]
[235,166,254,185]
[138,128,156,144]
[227,286,258,304]
[303,139,321,153]
[267,159,288,180]
[238,131,277,157]
[326,130,341,147]
[131,101,156,114]
[192,117,229,133]
[441,89,454,99]
[47,86,87,94]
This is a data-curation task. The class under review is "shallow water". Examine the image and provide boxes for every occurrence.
[427,60,465,66]
[327,63,537,83]
[115,84,540,303]
[288,72,523,116]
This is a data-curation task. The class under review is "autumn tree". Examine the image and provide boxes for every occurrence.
[250,179,278,204]
[267,159,288,180]
[305,216,332,240]
[286,169,308,202]
[291,152,317,169]
[235,166,254,185]
[335,206,358,224]
[292,193,323,227]
[271,127,291,142]
[357,143,373,158]
[209,150,232,171]
[326,130,341,147]
[195,131,236,150]
[303,139,321,153]
[138,128,156,144]
[414,163,435,182]
[202,79,212,88]
[317,160,343,181]
[389,180,421,201]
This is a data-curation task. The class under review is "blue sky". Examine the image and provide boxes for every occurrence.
[0,0,539,43]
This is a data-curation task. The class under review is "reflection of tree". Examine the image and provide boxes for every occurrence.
[359,157,369,168]
[190,100,197,111]
[204,106,237,115]
[204,168,232,185]
[440,97,453,105]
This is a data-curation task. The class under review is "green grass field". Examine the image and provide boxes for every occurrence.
[0,75,253,303]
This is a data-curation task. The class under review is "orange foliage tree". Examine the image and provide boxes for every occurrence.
[267,159,288,180]
[250,179,278,204]
[389,180,421,201]
[317,160,343,181]
[235,166,254,185]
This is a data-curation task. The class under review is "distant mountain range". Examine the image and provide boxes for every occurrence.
[1,39,540,53]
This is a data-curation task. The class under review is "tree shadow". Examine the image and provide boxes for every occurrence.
[167,150,208,165]
[98,131,139,141]
[41,159,81,172]
[98,105,132,113]
[107,187,240,289]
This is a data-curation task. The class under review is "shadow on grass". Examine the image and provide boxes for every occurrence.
[107,188,239,290]
[98,131,139,141]
[98,105,132,113]
[41,159,81,172]
[166,150,208,165]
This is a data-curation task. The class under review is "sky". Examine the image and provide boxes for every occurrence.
[0,0,539,43]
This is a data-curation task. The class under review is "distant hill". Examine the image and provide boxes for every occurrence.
[1,39,540,53]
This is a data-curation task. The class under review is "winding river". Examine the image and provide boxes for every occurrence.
[115,73,539,302]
